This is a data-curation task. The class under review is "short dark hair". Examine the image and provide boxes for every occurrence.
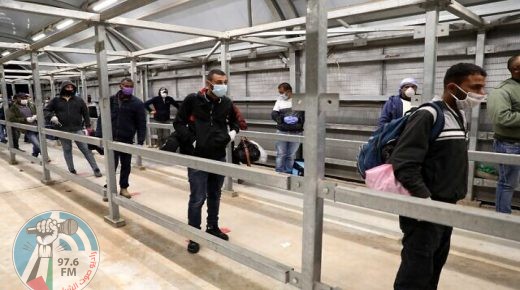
[207,69,226,81]
[443,63,487,87]
[278,82,292,92]
[507,54,520,71]
[120,77,133,84]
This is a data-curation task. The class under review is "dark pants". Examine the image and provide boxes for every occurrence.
[394,216,453,290]
[114,151,132,189]
[187,162,225,229]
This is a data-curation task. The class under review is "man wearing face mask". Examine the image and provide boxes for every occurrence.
[389,63,487,290]
[8,93,40,157]
[173,69,240,254]
[44,81,102,177]
[487,54,520,214]
[144,87,179,147]
[96,78,147,200]
[271,82,304,173]
[378,78,418,128]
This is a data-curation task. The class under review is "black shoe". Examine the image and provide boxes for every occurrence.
[102,196,108,202]
[94,169,102,177]
[0,139,6,143]
[14,147,25,152]
[187,240,200,254]
[32,152,39,157]
[206,227,229,241]
[69,169,77,174]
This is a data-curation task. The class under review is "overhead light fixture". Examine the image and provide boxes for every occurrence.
[56,19,74,30]
[92,0,118,12]
[1,51,10,56]
[32,33,46,41]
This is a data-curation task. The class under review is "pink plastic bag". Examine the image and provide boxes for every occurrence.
[365,164,411,196]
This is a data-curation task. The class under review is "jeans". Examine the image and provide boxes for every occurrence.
[26,131,40,156]
[394,216,453,290]
[154,120,171,147]
[275,131,301,173]
[187,159,225,229]
[114,150,132,189]
[60,130,100,172]
[12,130,40,155]
[493,139,520,214]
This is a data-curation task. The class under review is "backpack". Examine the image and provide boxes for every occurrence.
[357,101,445,179]
[233,137,261,166]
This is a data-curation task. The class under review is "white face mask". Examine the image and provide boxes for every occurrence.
[211,84,227,98]
[279,94,289,100]
[404,87,415,99]
[450,84,487,110]
[160,92,167,98]
[20,99,28,105]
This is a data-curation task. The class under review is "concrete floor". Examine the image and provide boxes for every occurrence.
[1,141,519,290]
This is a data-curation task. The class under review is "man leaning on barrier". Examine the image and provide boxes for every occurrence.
[389,63,487,290]
[173,69,240,254]
[44,81,102,177]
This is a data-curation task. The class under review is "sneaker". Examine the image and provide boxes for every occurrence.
[206,226,229,241]
[120,188,132,199]
[14,147,25,152]
[31,152,39,157]
[187,240,200,254]
[94,169,102,178]
[0,139,7,143]
[69,169,77,174]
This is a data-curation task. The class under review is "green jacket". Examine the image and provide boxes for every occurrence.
[487,78,520,141]
[8,103,37,132]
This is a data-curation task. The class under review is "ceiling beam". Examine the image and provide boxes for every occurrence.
[446,0,488,27]
[0,0,99,21]
[0,0,156,64]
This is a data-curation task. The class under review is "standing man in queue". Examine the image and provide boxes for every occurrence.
[173,69,240,254]
[97,78,147,200]
[487,54,520,214]
[379,78,419,127]
[390,63,487,289]
[44,81,102,177]
[144,87,179,147]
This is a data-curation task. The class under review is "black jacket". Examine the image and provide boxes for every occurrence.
[144,96,179,122]
[173,92,239,160]
[44,95,90,132]
[96,92,147,144]
[389,102,468,203]
[271,107,304,132]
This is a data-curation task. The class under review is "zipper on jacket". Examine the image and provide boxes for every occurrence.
[209,103,214,127]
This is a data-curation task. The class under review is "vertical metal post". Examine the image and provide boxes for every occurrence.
[422,5,439,104]
[31,52,51,183]
[96,24,125,227]
[466,31,486,201]
[201,63,206,87]
[27,80,34,97]
[0,66,16,163]
[49,75,56,98]
[143,66,152,146]
[80,70,87,101]
[10,83,16,95]
[221,40,234,193]
[301,1,327,289]
[289,47,301,93]
[130,59,143,168]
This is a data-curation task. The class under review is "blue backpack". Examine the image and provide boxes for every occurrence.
[357,101,445,179]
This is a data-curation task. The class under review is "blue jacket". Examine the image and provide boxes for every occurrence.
[378,94,403,128]
[96,91,147,144]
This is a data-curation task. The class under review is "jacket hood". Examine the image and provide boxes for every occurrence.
[59,80,77,95]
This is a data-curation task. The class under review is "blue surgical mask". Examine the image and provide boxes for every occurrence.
[211,84,227,98]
